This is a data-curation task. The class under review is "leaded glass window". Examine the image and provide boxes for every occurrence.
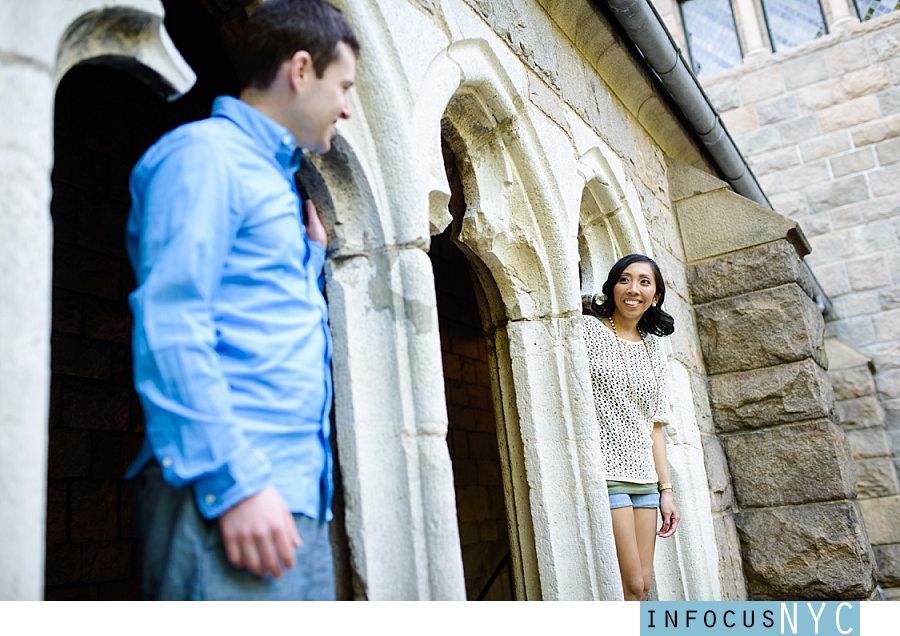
[761,0,827,52]
[854,0,900,21]
[679,0,743,78]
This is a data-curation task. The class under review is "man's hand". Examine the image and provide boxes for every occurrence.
[304,199,328,248]
[218,485,302,578]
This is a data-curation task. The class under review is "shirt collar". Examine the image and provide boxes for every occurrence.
[211,95,303,173]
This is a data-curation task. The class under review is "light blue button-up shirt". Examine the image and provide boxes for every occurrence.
[125,96,332,521]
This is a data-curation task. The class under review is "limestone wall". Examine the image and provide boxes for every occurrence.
[692,12,900,485]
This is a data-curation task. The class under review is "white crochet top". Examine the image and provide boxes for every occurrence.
[582,314,672,484]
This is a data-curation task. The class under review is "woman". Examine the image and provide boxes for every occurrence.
[583,254,679,600]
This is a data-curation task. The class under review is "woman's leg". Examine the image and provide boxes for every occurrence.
[633,508,659,600]
[610,506,646,600]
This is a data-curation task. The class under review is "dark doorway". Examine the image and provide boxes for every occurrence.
[46,0,236,600]
[430,141,514,601]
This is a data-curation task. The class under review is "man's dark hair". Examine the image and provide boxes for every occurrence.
[236,0,360,90]
[584,254,675,337]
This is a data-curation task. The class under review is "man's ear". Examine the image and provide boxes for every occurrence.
[287,50,314,91]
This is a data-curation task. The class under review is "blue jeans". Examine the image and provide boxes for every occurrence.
[608,492,660,509]
[134,462,335,600]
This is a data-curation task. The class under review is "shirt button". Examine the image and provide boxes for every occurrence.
[161,457,173,468]
[205,494,216,505]
[281,134,292,145]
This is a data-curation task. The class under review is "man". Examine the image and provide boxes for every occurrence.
[125,0,359,600]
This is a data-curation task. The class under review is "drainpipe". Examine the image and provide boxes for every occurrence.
[597,0,832,314]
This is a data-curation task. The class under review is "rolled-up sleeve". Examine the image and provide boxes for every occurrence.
[127,134,272,518]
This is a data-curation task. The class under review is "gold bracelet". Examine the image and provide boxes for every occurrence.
[658,483,674,493]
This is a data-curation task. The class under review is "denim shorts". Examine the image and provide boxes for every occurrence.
[609,492,660,509]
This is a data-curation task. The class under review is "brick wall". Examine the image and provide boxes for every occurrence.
[430,231,513,601]
[699,13,900,480]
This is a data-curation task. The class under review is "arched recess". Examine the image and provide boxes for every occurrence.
[428,39,622,600]
[0,0,193,599]
[575,145,722,600]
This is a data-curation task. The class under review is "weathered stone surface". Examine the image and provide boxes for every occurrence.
[708,359,835,433]
[739,67,786,104]
[813,261,851,297]
[696,285,826,375]
[818,96,882,134]
[701,433,732,512]
[686,240,811,304]
[712,514,748,601]
[756,94,800,126]
[748,147,800,175]
[836,396,886,428]
[734,126,782,155]
[858,496,900,545]
[796,79,843,112]
[720,105,759,136]
[850,112,900,146]
[734,502,876,600]
[807,175,869,213]
[842,65,890,100]
[844,428,893,459]
[878,86,900,116]
[846,253,893,292]
[830,148,876,178]
[876,137,900,165]
[800,131,852,162]
[870,162,900,197]
[779,115,819,144]
[705,80,740,111]
[855,458,900,498]
[723,419,856,508]
[783,53,830,89]
[829,367,876,401]
[873,544,900,587]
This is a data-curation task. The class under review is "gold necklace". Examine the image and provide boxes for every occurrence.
[607,314,659,418]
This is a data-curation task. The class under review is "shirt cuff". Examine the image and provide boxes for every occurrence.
[191,446,273,519]
[308,240,326,273]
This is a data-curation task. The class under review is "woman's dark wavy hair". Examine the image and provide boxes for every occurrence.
[236,0,361,91]
[583,254,675,337]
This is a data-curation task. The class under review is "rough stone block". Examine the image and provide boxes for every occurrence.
[844,427,893,460]
[830,206,864,231]
[874,312,900,345]
[82,298,131,344]
[876,138,900,165]
[686,241,811,304]
[855,458,900,498]
[696,285,826,375]
[851,112,900,146]
[828,316,876,348]
[739,67,786,104]
[827,38,868,75]
[870,163,900,197]
[778,115,820,145]
[847,254,892,292]
[881,285,900,310]
[807,175,870,213]
[51,335,111,380]
[873,544,900,587]
[708,359,835,433]
[830,148,876,178]
[783,53,830,89]
[749,147,800,175]
[705,80,740,111]
[878,86,900,116]
[720,105,759,136]
[756,94,800,126]
[52,243,121,300]
[837,396,886,428]
[818,96,882,134]
[842,65,891,100]
[800,131,852,162]
[45,544,82,587]
[770,190,810,218]
[734,126,782,156]
[858,496,900,545]
[723,419,856,508]
[734,502,876,600]
[45,479,67,546]
[830,367,877,401]
[796,79,843,112]
[868,22,900,63]
[712,513,748,601]
[812,261,851,297]
[700,434,732,512]
[779,161,831,191]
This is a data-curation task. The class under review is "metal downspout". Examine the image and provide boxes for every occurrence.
[597,0,832,314]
